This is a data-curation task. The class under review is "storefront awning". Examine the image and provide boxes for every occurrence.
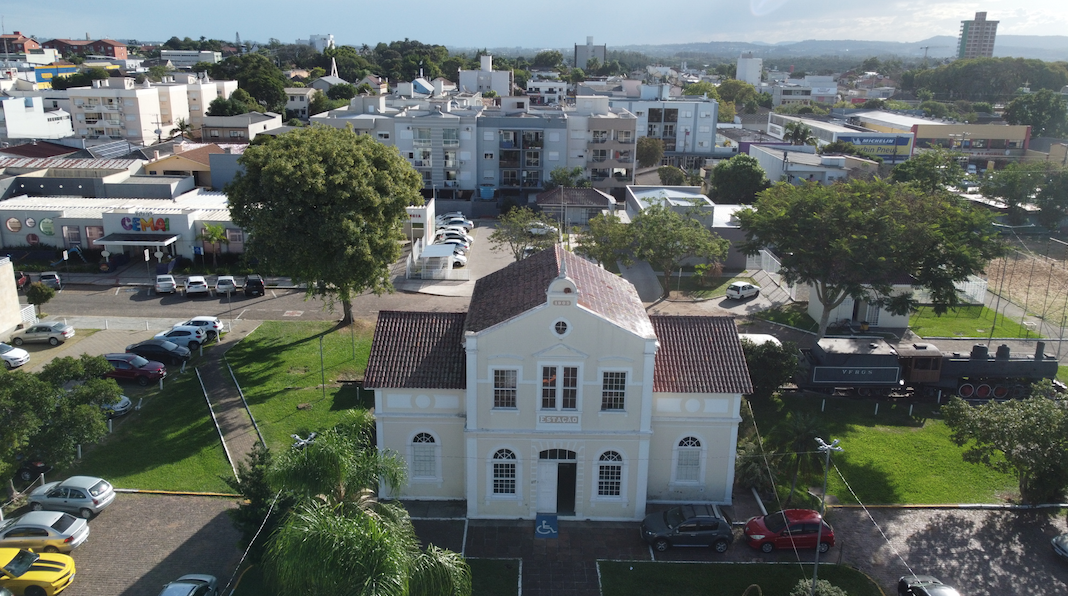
[94,233,180,247]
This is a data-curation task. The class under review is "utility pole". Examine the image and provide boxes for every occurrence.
[811,437,842,596]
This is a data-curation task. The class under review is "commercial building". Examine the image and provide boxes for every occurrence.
[201,112,282,142]
[0,32,40,53]
[842,109,1030,163]
[159,50,222,68]
[749,145,880,185]
[958,12,998,59]
[769,76,838,107]
[574,36,606,70]
[736,52,762,87]
[365,245,752,520]
[766,113,914,164]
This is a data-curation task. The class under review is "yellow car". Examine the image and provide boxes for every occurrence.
[0,548,75,596]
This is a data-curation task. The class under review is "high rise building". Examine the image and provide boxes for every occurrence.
[957,11,998,59]
[736,52,762,87]
[574,36,606,70]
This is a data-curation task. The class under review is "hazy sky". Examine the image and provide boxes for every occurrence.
[4,1,1066,49]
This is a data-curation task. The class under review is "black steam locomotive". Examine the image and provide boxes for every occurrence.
[796,338,1058,398]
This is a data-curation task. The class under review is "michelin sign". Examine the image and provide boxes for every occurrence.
[836,135,913,163]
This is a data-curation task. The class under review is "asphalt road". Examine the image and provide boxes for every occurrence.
[21,283,469,324]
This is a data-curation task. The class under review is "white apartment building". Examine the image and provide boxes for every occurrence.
[159,50,222,68]
[526,80,569,106]
[611,89,719,169]
[66,76,237,145]
[285,87,317,119]
[736,52,762,87]
[458,56,512,97]
[0,96,73,140]
[295,34,335,53]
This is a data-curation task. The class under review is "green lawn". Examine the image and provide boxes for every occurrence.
[751,395,1017,504]
[598,562,882,596]
[754,303,820,333]
[909,304,1040,338]
[226,321,375,452]
[67,371,234,493]
[469,559,520,596]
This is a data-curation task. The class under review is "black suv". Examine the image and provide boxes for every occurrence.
[640,504,734,552]
[244,274,265,297]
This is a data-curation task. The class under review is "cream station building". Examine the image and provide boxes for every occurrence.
[365,246,752,520]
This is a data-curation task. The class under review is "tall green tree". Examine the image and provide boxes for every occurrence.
[942,380,1068,504]
[768,411,823,505]
[543,166,591,191]
[488,207,557,261]
[169,117,195,141]
[716,79,759,105]
[681,81,721,101]
[711,154,770,204]
[657,166,686,186]
[737,179,1003,337]
[890,147,965,193]
[980,161,1049,224]
[532,50,563,68]
[25,283,55,316]
[631,202,729,297]
[574,212,630,267]
[1004,89,1068,138]
[741,339,798,400]
[227,126,422,324]
[783,121,816,146]
[262,412,471,596]
[636,136,664,168]
[195,223,230,268]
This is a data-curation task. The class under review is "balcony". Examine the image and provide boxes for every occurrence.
[443,160,458,168]
[412,160,432,168]
[442,139,459,147]
[501,179,520,188]
[413,140,432,148]
[444,180,458,188]
[499,159,520,168]
[616,136,635,145]
[499,140,515,149]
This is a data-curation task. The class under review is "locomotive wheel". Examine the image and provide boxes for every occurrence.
[976,384,993,399]
[958,383,975,398]
[858,387,872,397]
[993,385,1009,399]
[1011,384,1027,398]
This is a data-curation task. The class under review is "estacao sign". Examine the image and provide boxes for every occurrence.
[121,216,171,232]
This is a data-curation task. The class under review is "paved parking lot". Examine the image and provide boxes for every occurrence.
[57,493,242,596]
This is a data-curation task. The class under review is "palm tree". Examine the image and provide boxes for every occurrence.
[783,121,817,146]
[195,223,229,268]
[169,117,195,141]
[263,412,471,596]
[768,411,823,505]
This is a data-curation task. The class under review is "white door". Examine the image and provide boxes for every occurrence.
[536,461,557,513]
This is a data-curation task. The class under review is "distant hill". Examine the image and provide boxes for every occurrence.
[612,36,1068,61]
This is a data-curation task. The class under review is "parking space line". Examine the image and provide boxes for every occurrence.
[236,308,247,320]
[115,287,120,295]
[271,290,277,298]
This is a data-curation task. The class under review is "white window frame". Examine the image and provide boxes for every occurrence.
[598,368,629,412]
[539,363,581,411]
[408,431,442,483]
[670,435,706,485]
[491,367,519,410]
[486,447,521,499]
[593,450,627,502]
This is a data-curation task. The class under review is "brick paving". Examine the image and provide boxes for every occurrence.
[60,493,242,596]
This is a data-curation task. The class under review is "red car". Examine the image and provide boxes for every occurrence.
[103,353,166,386]
[743,509,835,554]
[13,271,29,292]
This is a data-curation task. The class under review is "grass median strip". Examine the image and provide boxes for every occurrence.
[68,372,234,493]
[226,320,375,452]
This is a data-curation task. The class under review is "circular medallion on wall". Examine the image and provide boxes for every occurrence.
[26,234,40,245]
[24,217,36,229]
[415,395,432,409]
[5,218,21,233]
[39,218,55,236]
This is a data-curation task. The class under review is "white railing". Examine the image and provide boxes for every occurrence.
[746,249,797,300]
[20,305,38,325]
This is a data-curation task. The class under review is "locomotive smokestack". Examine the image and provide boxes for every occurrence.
[1035,341,1046,360]
[995,345,1010,359]
[970,345,988,360]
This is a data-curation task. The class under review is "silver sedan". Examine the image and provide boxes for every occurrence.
[0,511,89,553]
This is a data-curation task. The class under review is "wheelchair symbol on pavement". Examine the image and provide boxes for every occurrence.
[536,520,557,535]
[534,514,558,539]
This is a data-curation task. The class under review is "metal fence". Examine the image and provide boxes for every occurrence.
[746,249,798,300]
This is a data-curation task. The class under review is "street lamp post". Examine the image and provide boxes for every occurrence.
[811,437,843,596]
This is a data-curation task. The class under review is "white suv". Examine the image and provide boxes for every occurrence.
[155,275,177,294]
[215,276,238,294]
[185,276,210,298]
[725,282,760,300]
[176,316,224,341]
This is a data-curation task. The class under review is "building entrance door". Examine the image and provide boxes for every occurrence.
[537,449,577,516]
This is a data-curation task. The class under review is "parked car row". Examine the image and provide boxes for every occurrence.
[433,212,474,268]
[155,274,266,298]
[640,506,835,554]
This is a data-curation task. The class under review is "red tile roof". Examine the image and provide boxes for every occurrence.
[650,316,753,394]
[364,311,467,389]
[465,245,652,338]
[171,144,225,165]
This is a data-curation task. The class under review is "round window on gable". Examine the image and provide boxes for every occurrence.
[554,320,569,337]
[563,287,572,294]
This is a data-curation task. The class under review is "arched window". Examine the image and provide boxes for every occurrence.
[598,451,623,497]
[675,436,702,483]
[492,449,517,494]
[411,432,437,479]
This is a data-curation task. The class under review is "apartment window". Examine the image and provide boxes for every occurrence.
[414,127,432,147]
[648,108,663,122]
[601,371,626,411]
[443,128,459,147]
[675,436,702,483]
[591,149,607,163]
[592,130,609,143]
[521,170,541,188]
[522,130,543,147]
[484,153,494,160]
[494,369,518,408]
[664,109,678,122]
[229,130,245,138]
[377,132,390,140]
[647,124,660,137]
[209,130,220,138]
[598,451,623,497]
[501,170,519,187]
[541,366,578,410]
[492,449,517,494]
[524,151,540,167]
[500,130,517,148]
[444,150,457,168]
[614,150,632,161]
[617,130,633,143]
[411,433,438,479]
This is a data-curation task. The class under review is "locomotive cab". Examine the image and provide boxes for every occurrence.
[897,343,943,385]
